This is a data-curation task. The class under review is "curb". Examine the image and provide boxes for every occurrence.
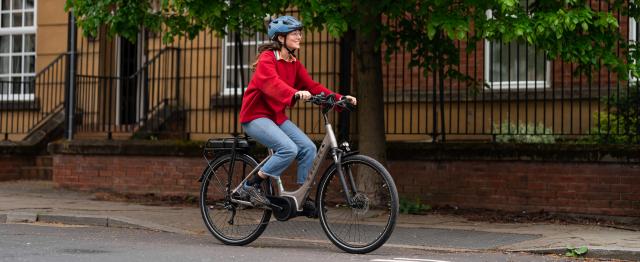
[511,248,640,261]
[0,212,193,235]
[5,212,37,223]
[106,216,194,235]
[38,214,107,227]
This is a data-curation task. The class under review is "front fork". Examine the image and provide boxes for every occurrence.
[332,148,358,206]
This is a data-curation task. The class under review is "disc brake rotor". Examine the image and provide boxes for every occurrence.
[351,193,370,216]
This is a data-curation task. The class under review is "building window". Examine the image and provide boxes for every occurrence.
[631,17,638,46]
[220,32,269,95]
[484,1,550,89]
[630,16,639,80]
[0,0,36,101]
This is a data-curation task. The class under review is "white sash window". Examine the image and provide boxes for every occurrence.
[0,0,35,101]
[484,0,550,89]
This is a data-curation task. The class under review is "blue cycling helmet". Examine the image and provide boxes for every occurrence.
[267,16,303,41]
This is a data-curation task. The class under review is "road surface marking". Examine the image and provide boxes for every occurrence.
[371,258,451,262]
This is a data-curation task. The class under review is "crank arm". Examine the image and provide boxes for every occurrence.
[267,203,284,211]
[230,198,282,211]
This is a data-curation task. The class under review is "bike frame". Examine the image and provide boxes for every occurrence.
[231,113,354,212]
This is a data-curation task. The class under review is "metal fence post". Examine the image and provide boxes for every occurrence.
[64,11,78,140]
[233,31,245,136]
[338,29,353,142]
[174,48,182,138]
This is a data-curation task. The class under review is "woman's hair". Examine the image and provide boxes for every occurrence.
[251,40,283,70]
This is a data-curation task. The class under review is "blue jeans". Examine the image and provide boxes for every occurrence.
[242,118,317,184]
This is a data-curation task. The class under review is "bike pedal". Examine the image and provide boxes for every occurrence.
[231,192,249,202]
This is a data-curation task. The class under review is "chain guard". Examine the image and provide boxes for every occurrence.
[267,196,296,221]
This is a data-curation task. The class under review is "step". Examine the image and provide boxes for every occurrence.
[73,131,133,140]
[19,166,52,180]
[35,155,53,167]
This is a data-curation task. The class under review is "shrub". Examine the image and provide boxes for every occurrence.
[399,197,431,215]
[586,87,639,144]
[492,121,557,144]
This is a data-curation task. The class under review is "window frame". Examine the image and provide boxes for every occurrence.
[220,32,270,96]
[484,9,551,90]
[630,16,639,81]
[0,0,36,102]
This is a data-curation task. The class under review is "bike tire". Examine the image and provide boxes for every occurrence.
[199,153,271,245]
[317,154,399,254]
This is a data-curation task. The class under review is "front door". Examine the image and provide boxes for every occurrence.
[119,37,138,125]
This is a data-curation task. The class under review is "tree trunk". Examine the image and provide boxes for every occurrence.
[353,13,386,166]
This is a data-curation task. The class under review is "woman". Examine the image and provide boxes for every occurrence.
[237,16,357,206]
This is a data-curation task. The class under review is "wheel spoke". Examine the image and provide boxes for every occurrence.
[318,155,398,253]
[200,155,270,245]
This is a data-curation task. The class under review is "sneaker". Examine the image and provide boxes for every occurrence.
[237,184,270,207]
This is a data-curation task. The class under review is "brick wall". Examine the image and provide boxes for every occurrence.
[52,153,319,197]
[49,140,640,217]
[53,155,204,196]
[381,7,631,92]
[0,154,33,181]
[51,154,640,217]
[389,161,639,217]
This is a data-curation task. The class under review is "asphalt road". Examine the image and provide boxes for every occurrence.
[0,223,572,262]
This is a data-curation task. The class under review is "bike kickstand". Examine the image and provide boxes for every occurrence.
[227,208,236,225]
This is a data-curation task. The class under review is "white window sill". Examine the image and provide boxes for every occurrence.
[0,94,35,101]
[486,81,550,90]
[220,88,245,96]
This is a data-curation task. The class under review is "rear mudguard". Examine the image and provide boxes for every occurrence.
[197,153,254,182]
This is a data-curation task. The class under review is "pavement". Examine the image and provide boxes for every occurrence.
[1,180,639,261]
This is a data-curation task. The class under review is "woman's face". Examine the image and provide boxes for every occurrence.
[279,30,302,50]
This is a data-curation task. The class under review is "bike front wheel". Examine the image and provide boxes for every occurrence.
[199,153,271,245]
[317,154,399,254]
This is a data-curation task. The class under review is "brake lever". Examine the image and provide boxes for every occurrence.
[307,94,325,105]
[337,97,357,111]
[303,96,316,104]
[345,102,357,111]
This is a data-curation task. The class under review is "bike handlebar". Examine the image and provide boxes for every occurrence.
[293,92,356,112]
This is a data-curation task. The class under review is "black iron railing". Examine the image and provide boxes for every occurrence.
[2,7,639,144]
[0,53,67,141]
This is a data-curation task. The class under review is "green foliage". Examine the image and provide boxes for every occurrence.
[65,0,291,41]
[64,0,640,82]
[565,246,588,257]
[64,1,640,148]
[493,121,557,144]
[586,87,640,144]
[64,0,164,42]
[399,197,431,215]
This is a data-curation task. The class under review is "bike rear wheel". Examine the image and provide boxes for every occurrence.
[317,154,399,254]
[199,153,271,245]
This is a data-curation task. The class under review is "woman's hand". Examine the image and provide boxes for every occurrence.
[295,90,312,101]
[344,95,357,106]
